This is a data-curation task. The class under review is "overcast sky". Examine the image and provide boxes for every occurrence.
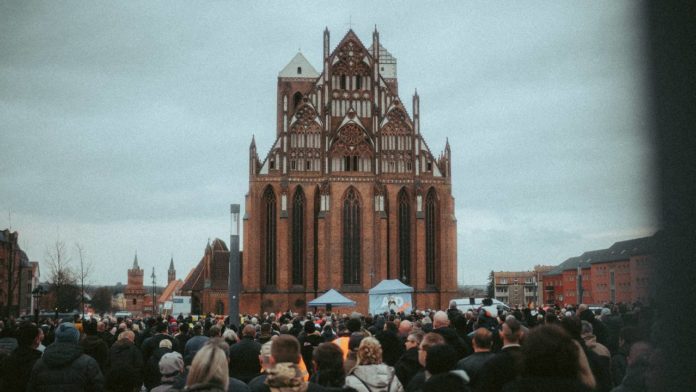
[0,1,656,287]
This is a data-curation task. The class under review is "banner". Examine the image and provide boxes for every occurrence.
[369,293,413,315]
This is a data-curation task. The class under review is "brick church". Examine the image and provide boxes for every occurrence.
[241,28,457,314]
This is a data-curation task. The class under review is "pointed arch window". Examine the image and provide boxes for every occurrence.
[398,189,411,284]
[343,188,361,285]
[292,187,305,285]
[425,188,438,285]
[293,92,303,109]
[262,187,277,286]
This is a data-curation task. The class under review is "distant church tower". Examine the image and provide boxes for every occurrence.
[124,252,145,315]
[242,28,457,314]
[168,257,176,284]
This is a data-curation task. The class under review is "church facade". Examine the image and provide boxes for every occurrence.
[242,29,457,314]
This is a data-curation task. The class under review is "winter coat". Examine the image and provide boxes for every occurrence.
[345,363,403,392]
[81,334,109,372]
[107,338,144,387]
[228,336,262,383]
[375,330,403,367]
[0,345,42,392]
[27,341,104,392]
[300,332,325,377]
[145,346,173,390]
[456,351,496,389]
[394,347,422,388]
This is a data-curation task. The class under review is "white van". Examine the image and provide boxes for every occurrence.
[451,298,510,313]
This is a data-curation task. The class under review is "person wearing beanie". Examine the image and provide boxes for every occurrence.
[27,322,105,392]
[299,320,324,378]
[151,352,184,392]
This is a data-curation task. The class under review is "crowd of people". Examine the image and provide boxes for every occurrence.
[0,299,660,392]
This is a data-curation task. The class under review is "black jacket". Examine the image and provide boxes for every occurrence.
[456,351,495,389]
[433,327,471,359]
[375,330,404,367]
[27,342,104,392]
[394,347,422,388]
[477,345,523,392]
[107,338,144,387]
[300,332,325,376]
[0,345,42,392]
[228,336,262,383]
[81,334,109,372]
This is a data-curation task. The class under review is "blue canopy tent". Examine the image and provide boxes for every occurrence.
[369,279,414,314]
[308,289,356,309]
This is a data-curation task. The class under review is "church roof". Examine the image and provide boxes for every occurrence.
[158,279,183,304]
[278,52,319,78]
[367,43,397,65]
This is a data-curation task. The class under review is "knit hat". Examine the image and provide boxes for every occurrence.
[184,336,209,364]
[159,352,184,378]
[55,322,80,344]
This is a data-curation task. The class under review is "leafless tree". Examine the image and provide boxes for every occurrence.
[75,243,93,318]
[45,239,78,313]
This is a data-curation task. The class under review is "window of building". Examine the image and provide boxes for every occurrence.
[132,298,136,305]
[426,161,432,171]
[306,160,311,170]
[269,159,275,170]
[343,188,361,285]
[356,75,362,89]
[290,160,296,170]
[398,189,411,284]
[263,186,277,286]
[340,74,347,90]
[292,187,305,285]
[425,188,438,285]
[297,66,302,74]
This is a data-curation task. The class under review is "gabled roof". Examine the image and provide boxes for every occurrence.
[308,289,356,307]
[181,259,204,292]
[158,279,183,303]
[279,52,319,78]
[369,279,413,294]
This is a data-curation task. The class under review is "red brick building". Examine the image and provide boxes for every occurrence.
[242,29,457,314]
[180,239,233,315]
[542,233,658,306]
[0,229,33,317]
[124,253,146,316]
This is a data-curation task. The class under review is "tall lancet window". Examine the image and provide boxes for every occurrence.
[343,187,361,285]
[425,188,438,285]
[291,187,305,285]
[398,188,411,284]
[262,186,277,286]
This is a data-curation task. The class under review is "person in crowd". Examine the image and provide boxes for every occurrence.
[142,322,177,364]
[107,329,144,388]
[610,341,652,392]
[145,338,174,390]
[205,338,250,392]
[611,326,642,387]
[151,352,184,392]
[477,316,524,392]
[222,328,238,346]
[175,322,190,355]
[581,320,611,359]
[82,318,110,373]
[394,331,423,388]
[602,306,624,355]
[345,337,403,392]
[229,324,262,383]
[97,321,115,348]
[185,343,229,392]
[560,316,612,392]
[457,327,496,389]
[208,324,222,338]
[447,300,462,325]
[0,322,43,392]
[397,320,413,343]
[310,342,346,388]
[405,332,445,392]
[578,304,609,348]
[27,322,104,391]
[431,311,470,359]
[422,344,468,392]
[248,334,325,392]
[334,317,363,359]
[301,320,325,377]
[501,324,594,391]
[376,320,403,367]
[344,332,367,373]
[105,363,141,392]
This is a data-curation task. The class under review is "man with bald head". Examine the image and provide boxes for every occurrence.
[431,310,470,359]
[229,324,262,383]
[398,319,413,340]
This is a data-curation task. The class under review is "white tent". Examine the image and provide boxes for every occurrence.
[368,279,414,314]
[308,289,356,308]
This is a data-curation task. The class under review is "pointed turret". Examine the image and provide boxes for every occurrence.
[413,89,420,135]
[132,252,140,270]
[323,27,330,60]
[168,256,176,284]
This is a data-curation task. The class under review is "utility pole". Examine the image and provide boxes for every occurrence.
[228,204,241,329]
[151,267,156,315]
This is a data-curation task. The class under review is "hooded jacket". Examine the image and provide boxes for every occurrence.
[345,363,404,392]
[0,345,42,392]
[27,342,104,392]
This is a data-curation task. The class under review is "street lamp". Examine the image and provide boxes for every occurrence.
[31,285,46,324]
[151,267,157,315]
[228,204,241,329]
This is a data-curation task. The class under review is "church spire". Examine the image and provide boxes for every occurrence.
[132,251,139,269]
[168,256,176,284]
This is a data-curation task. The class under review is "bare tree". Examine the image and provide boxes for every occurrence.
[45,239,78,313]
[75,243,93,319]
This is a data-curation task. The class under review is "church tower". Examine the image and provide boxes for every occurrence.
[168,257,176,284]
[124,252,145,315]
[242,28,457,314]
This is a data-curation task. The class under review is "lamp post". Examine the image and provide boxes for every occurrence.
[31,285,46,324]
[151,267,157,315]
[228,204,241,329]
